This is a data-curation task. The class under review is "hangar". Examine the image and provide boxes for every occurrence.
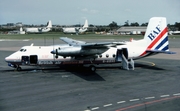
[117,26,147,35]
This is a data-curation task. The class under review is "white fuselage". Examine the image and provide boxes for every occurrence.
[63,27,87,34]
[5,40,148,67]
[25,27,51,34]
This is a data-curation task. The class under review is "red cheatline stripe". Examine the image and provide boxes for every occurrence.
[140,27,168,56]
[115,96,180,111]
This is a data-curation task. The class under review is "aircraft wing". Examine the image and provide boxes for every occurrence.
[81,42,125,48]
[60,37,86,46]
[51,37,126,58]
[60,37,126,47]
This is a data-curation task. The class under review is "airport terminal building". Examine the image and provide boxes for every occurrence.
[117,26,147,35]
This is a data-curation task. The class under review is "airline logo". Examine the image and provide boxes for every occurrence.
[148,25,161,41]
[147,27,168,50]
[140,26,168,56]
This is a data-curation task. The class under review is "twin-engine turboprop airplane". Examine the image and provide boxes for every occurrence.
[5,17,175,71]
[25,20,52,34]
[62,20,88,35]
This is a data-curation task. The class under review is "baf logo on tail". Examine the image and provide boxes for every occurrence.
[148,25,161,41]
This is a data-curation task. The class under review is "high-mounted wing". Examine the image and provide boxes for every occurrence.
[60,37,125,47]
[51,37,126,58]
[81,42,125,48]
[60,37,86,46]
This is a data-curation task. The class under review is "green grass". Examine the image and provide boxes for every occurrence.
[0,32,180,40]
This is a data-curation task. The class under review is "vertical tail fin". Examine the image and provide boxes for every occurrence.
[47,20,52,28]
[83,20,88,28]
[144,17,169,51]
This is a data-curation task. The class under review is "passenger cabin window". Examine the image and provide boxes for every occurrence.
[106,54,109,58]
[113,54,116,58]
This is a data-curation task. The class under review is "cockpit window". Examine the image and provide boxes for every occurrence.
[19,49,27,52]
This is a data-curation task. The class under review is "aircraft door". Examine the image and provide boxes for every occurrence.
[115,48,128,62]
[21,56,29,65]
[30,55,38,64]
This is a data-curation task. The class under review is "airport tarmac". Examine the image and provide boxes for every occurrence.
[0,38,180,111]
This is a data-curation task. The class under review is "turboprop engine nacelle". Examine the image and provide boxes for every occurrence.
[51,46,109,57]
[51,46,82,57]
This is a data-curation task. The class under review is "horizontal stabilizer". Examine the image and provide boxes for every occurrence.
[146,50,176,54]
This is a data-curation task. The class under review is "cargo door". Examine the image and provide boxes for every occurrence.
[30,55,38,64]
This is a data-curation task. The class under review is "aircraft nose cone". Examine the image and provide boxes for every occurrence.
[51,50,55,54]
[5,57,9,62]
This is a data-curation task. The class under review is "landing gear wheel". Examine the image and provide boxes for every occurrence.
[89,65,96,72]
[17,67,22,71]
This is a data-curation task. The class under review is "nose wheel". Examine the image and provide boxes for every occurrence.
[17,67,22,71]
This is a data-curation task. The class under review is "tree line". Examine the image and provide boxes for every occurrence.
[1,21,180,33]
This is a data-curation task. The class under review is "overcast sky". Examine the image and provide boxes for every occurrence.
[0,0,179,25]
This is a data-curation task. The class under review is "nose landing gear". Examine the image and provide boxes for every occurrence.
[14,64,22,71]
[16,66,22,71]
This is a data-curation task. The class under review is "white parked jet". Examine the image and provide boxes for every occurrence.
[5,17,175,71]
[25,20,52,34]
[62,20,88,35]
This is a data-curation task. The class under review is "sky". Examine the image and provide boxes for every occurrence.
[0,0,180,25]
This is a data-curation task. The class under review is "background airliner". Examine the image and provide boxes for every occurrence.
[5,17,175,71]
[62,20,88,35]
[25,20,52,34]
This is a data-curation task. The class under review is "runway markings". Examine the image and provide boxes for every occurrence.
[136,60,156,66]
[129,99,140,102]
[91,107,99,110]
[160,95,170,98]
[117,101,126,104]
[103,104,112,107]
[84,93,180,111]
[173,93,180,96]
[145,96,155,100]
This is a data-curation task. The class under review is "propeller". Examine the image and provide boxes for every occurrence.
[51,37,59,62]
[55,49,58,59]
[50,48,59,59]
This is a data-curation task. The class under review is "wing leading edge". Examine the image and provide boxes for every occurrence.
[60,37,126,48]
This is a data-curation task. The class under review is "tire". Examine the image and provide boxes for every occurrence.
[17,67,22,71]
[89,65,96,72]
